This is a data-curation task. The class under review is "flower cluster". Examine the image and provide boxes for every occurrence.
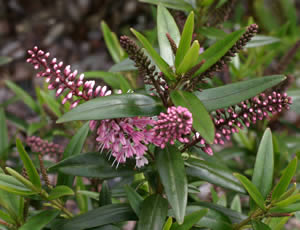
[27,46,111,109]
[194,91,292,155]
[26,136,64,159]
[153,106,193,149]
[90,117,155,167]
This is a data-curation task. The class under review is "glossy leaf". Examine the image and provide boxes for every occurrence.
[19,210,60,230]
[171,90,215,143]
[157,4,180,66]
[16,139,41,189]
[156,144,187,224]
[171,209,208,230]
[109,58,136,72]
[163,217,173,230]
[101,21,125,63]
[57,94,163,123]
[270,202,300,213]
[49,152,136,179]
[131,28,175,80]
[54,204,137,230]
[245,35,280,48]
[0,109,9,160]
[252,220,271,230]
[176,40,200,74]
[175,11,194,68]
[48,186,74,200]
[234,173,265,210]
[230,195,242,213]
[124,185,143,217]
[194,28,246,76]
[84,71,131,92]
[275,194,300,207]
[272,158,298,201]
[137,194,168,230]
[252,128,274,199]
[195,75,286,111]
[140,0,194,11]
[5,80,39,113]
[99,181,112,206]
[57,122,89,187]
[185,158,245,193]
[0,174,37,196]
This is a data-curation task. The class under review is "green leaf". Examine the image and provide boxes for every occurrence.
[53,204,137,230]
[0,56,12,66]
[48,186,74,200]
[195,75,286,111]
[171,90,215,144]
[185,158,245,193]
[275,194,300,207]
[137,194,168,230]
[16,139,41,189]
[246,35,280,48]
[39,90,62,117]
[131,28,175,81]
[5,80,39,113]
[124,185,143,217]
[234,173,265,210]
[163,217,173,230]
[194,28,247,76]
[57,122,89,187]
[139,0,194,11]
[252,128,274,199]
[0,109,9,160]
[252,220,272,230]
[19,210,60,230]
[101,21,125,63]
[270,202,300,213]
[272,158,298,201]
[288,90,300,114]
[57,94,163,123]
[157,4,180,66]
[171,209,208,230]
[75,177,89,213]
[156,144,187,224]
[176,40,200,74]
[109,58,136,72]
[230,195,242,213]
[0,174,37,196]
[99,181,112,206]
[0,209,16,225]
[175,11,194,68]
[49,152,136,179]
[84,71,131,92]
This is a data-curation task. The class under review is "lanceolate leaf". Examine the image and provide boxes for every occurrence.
[252,128,274,199]
[54,204,137,230]
[139,0,194,12]
[57,94,163,123]
[137,194,168,230]
[272,158,298,201]
[171,90,215,144]
[195,75,286,111]
[49,152,136,179]
[16,139,41,189]
[252,220,272,230]
[19,210,60,230]
[176,40,200,74]
[156,144,187,224]
[194,28,247,76]
[84,71,131,92]
[185,158,245,193]
[131,29,175,81]
[57,122,89,187]
[0,174,37,196]
[234,173,265,210]
[5,80,40,113]
[0,109,9,160]
[124,185,144,217]
[48,186,74,200]
[175,11,194,69]
[99,181,112,206]
[170,209,208,230]
[157,4,180,66]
